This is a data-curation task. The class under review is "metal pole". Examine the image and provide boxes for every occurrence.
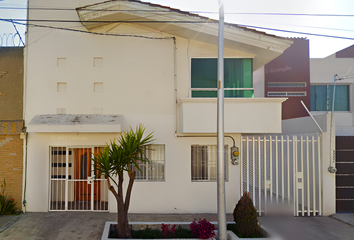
[217,0,227,239]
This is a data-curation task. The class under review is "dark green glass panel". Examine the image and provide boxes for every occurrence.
[225,90,254,98]
[329,85,349,111]
[192,90,254,98]
[310,85,315,111]
[191,59,217,88]
[192,90,217,98]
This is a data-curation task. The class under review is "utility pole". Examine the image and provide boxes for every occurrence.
[217,0,227,240]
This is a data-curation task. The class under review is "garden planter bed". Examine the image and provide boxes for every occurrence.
[101,222,279,240]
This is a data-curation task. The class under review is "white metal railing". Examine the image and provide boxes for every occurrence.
[241,134,322,216]
[49,146,108,212]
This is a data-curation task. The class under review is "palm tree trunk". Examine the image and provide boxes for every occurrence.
[117,174,132,238]
[106,177,131,238]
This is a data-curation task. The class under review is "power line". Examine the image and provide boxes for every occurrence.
[1,6,354,17]
[0,18,213,24]
[2,18,354,41]
[238,24,354,40]
[1,19,173,40]
[10,19,25,45]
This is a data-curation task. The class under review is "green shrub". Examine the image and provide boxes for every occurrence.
[0,179,18,215]
[130,226,194,239]
[132,227,163,239]
[233,191,262,238]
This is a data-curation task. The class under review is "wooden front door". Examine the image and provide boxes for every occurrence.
[75,148,100,202]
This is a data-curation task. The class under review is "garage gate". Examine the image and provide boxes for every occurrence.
[241,134,322,216]
[336,136,354,212]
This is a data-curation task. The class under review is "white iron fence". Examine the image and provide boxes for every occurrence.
[241,134,322,216]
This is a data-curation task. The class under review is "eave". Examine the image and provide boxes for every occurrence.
[76,0,293,69]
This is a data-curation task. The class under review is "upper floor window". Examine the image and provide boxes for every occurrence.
[191,58,253,98]
[310,85,349,111]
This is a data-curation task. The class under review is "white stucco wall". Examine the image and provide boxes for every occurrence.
[310,54,354,136]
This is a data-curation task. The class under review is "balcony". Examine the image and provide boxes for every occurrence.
[178,98,287,133]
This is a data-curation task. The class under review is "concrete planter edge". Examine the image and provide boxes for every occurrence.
[101,222,280,240]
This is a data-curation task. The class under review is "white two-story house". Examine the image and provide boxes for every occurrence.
[23,0,294,214]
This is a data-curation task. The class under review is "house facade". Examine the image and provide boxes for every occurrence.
[310,45,354,212]
[24,0,296,214]
[0,47,24,209]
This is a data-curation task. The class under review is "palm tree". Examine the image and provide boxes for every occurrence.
[92,124,154,238]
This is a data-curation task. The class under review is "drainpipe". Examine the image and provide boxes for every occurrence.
[20,129,28,212]
[21,0,30,212]
[328,74,337,173]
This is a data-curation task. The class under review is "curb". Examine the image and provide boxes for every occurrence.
[0,214,24,233]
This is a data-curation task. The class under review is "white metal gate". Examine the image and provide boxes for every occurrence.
[49,146,109,211]
[241,134,322,216]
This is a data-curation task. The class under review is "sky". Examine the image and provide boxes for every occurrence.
[1,0,354,58]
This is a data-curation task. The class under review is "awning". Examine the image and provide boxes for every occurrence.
[27,114,122,133]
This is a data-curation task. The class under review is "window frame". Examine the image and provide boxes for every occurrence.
[190,57,254,98]
[310,84,350,112]
[134,144,165,182]
[191,144,228,182]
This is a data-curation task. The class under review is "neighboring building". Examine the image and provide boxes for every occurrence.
[310,45,354,212]
[254,38,311,120]
[254,38,336,215]
[0,47,24,209]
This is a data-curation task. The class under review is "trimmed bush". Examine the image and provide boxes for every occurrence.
[233,191,261,238]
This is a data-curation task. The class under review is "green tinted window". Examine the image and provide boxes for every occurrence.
[310,85,349,111]
[191,58,253,98]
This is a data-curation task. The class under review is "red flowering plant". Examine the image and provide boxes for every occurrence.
[161,223,176,238]
[190,218,215,239]
[0,179,18,215]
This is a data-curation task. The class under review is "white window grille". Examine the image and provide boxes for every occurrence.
[135,144,165,181]
[268,91,307,97]
[267,82,306,88]
[191,145,228,181]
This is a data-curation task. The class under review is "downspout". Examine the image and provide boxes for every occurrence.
[173,37,178,138]
[21,0,30,212]
[328,74,337,173]
[20,130,28,212]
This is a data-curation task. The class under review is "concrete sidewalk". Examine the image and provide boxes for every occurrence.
[1,212,354,240]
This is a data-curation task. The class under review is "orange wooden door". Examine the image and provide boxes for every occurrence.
[75,148,101,202]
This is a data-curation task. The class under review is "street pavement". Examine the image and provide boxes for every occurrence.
[1,212,354,239]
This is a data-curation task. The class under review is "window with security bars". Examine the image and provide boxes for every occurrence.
[191,145,228,181]
[135,144,165,181]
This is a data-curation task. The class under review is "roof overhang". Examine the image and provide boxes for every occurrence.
[76,0,293,70]
[27,114,122,133]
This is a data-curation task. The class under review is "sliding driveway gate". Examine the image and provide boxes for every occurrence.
[241,134,322,216]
